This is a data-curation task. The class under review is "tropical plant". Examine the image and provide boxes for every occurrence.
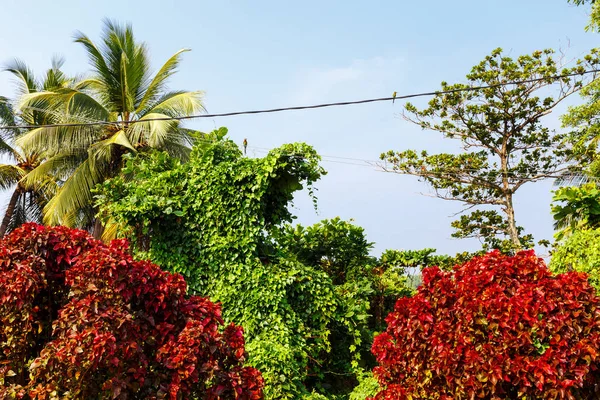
[550,228,600,290]
[371,250,600,399]
[15,19,204,236]
[551,183,600,240]
[0,223,263,399]
[0,58,72,237]
[381,48,600,252]
[568,0,600,31]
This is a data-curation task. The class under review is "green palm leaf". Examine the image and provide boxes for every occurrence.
[136,49,191,114]
[0,165,25,189]
[43,158,104,226]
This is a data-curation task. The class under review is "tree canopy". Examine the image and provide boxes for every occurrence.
[381,48,600,252]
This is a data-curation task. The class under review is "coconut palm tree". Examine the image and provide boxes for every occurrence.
[16,19,204,237]
[0,58,69,236]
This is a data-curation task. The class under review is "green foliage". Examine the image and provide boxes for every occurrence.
[551,183,600,240]
[348,372,379,400]
[274,217,376,285]
[275,218,386,396]
[96,134,380,398]
[568,0,600,31]
[15,19,204,230]
[562,51,600,180]
[381,48,600,252]
[377,247,470,272]
[550,229,600,290]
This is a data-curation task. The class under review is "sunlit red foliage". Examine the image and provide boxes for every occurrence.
[371,250,600,399]
[0,223,263,399]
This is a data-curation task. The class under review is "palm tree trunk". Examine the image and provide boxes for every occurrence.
[0,187,21,237]
[92,217,104,240]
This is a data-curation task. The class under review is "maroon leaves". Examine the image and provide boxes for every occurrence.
[0,223,263,399]
[371,250,600,399]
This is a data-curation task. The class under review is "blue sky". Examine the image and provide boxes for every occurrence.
[0,0,598,256]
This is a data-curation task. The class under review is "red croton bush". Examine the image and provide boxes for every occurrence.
[371,250,600,399]
[0,223,263,399]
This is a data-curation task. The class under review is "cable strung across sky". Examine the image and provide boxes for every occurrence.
[1,68,599,130]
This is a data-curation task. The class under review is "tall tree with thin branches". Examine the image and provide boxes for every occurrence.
[381,48,600,252]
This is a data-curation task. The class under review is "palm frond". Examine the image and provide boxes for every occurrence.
[19,89,109,123]
[127,113,179,148]
[4,59,38,96]
[16,125,100,158]
[74,78,105,91]
[43,158,104,226]
[135,49,191,114]
[88,19,151,114]
[74,31,113,90]
[22,153,83,191]
[144,90,205,118]
[0,98,21,156]
[0,165,25,189]
[43,55,69,91]
[88,129,136,170]
[0,96,17,126]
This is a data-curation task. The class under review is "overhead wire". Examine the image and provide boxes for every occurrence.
[1,68,599,130]
[246,145,583,178]
[186,134,584,178]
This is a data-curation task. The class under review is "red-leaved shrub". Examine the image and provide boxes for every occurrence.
[0,223,263,399]
[371,250,600,399]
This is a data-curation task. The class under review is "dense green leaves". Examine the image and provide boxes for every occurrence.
[95,136,341,398]
[551,183,600,240]
[551,229,600,290]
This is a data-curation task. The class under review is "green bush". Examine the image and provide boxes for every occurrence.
[550,228,600,290]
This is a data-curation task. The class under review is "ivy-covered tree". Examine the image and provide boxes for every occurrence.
[381,48,600,252]
[274,217,376,285]
[0,223,263,399]
[94,133,371,399]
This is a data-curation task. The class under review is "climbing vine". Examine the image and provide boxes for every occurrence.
[96,131,388,398]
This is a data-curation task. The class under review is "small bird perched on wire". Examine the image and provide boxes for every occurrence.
[392,91,397,104]
[243,138,248,155]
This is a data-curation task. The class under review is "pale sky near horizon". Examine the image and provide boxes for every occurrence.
[0,0,598,256]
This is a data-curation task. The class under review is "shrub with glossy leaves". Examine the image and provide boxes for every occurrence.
[371,250,600,399]
[0,223,263,399]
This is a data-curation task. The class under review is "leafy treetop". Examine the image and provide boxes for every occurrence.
[381,48,600,252]
[95,134,366,398]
